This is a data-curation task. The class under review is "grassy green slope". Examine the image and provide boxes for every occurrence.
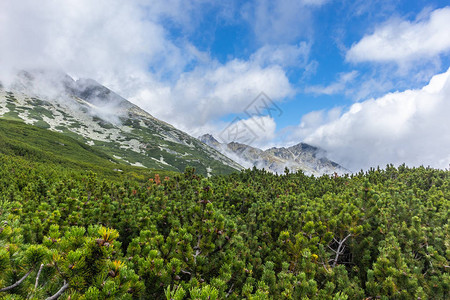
[0,118,176,181]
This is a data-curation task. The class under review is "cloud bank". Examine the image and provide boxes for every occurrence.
[0,0,297,133]
[303,68,450,171]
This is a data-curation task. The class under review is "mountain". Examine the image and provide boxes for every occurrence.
[0,70,242,176]
[0,118,176,181]
[198,134,349,176]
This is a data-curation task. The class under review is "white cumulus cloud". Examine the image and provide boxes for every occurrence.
[131,59,293,133]
[346,7,450,65]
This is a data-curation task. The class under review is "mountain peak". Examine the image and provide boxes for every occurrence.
[198,133,221,147]
[198,133,219,143]
[198,133,348,176]
[290,142,318,150]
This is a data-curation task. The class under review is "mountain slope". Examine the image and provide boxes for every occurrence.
[0,118,176,181]
[199,134,349,176]
[0,70,242,176]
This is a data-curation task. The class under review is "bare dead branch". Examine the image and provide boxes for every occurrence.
[327,244,337,253]
[0,268,33,292]
[331,233,352,268]
[35,263,44,290]
[45,281,69,300]
[180,269,191,275]
[193,234,202,263]
[226,283,235,297]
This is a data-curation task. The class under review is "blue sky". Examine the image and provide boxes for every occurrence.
[146,0,450,131]
[175,0,450,126]
[1,0,450,170]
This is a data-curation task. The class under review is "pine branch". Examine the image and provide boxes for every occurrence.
[320,261,331,273]
[331,233,352,268]
[45,281,69,300]
[226,283,235,297]
[35,264,44,290]
[180,269,192,275]
[193,234,202,263]
[0,268,33,292]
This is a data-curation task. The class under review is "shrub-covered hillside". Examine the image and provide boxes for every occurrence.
[0,151,449,299]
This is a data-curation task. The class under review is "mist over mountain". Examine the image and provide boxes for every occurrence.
[198,133,348,176]
[0,70,242,176]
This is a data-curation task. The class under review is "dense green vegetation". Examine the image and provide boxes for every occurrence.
[1,137,449,300]
[0,117,448,299]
